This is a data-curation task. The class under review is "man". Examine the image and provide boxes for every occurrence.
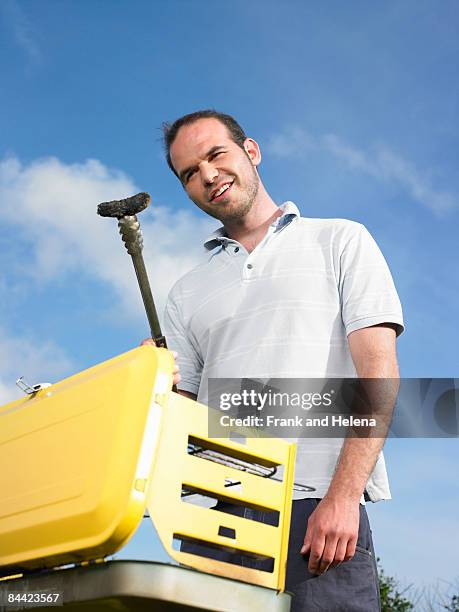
[144,110,404,611]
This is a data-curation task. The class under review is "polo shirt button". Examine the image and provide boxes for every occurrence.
[247,263,253,269]
[234,247,239,253]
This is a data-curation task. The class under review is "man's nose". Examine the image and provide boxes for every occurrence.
[201,162,218,185]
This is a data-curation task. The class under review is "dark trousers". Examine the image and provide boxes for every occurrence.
[183,498,381,611]
[283,498,381,611]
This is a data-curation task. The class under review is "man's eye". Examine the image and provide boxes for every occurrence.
[210,151,224,160]
[185,169,196,182]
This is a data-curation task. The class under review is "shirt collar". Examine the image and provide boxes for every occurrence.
[203,201,301,251]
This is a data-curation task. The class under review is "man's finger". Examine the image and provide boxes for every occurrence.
[140,338,154,346]
[300,520,313,555]
[344,538,357,562]
[330,537,347,568]
[317,538,338,575]
[307,535,326,575]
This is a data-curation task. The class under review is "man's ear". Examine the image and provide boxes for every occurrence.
[243,138,261,167]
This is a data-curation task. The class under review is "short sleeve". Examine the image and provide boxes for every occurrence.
[339,225,404,337]
[163,293,203,396]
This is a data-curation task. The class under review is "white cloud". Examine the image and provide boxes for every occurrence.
[268,126,317,157]
[0,155,214,322]
[0,327,74,404]
[267,127,458,215]
[1,0,42,65]
[0,155,214,406]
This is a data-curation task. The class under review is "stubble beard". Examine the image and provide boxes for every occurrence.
[202,164,260,224]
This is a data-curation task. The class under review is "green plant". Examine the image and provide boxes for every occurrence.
[443,594,459,611]
[377,558,414,612]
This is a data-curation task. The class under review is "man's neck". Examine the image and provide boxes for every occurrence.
[224,189,281,253]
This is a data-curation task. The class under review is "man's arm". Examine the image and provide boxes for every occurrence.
[140,338,197,399]
[301,323,399,575]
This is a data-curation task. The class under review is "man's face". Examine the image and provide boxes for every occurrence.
[169,118,260,223]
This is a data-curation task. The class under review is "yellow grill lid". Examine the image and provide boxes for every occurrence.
[0,346,173,574]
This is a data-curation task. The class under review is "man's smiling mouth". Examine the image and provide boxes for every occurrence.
[210,181,234,202]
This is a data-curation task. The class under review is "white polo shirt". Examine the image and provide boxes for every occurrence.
[164,202,404,501]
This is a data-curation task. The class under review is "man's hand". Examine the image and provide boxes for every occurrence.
[300,495,360,575]
[140,338,181,387]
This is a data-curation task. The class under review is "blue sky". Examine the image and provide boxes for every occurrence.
[1,0,458,599]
